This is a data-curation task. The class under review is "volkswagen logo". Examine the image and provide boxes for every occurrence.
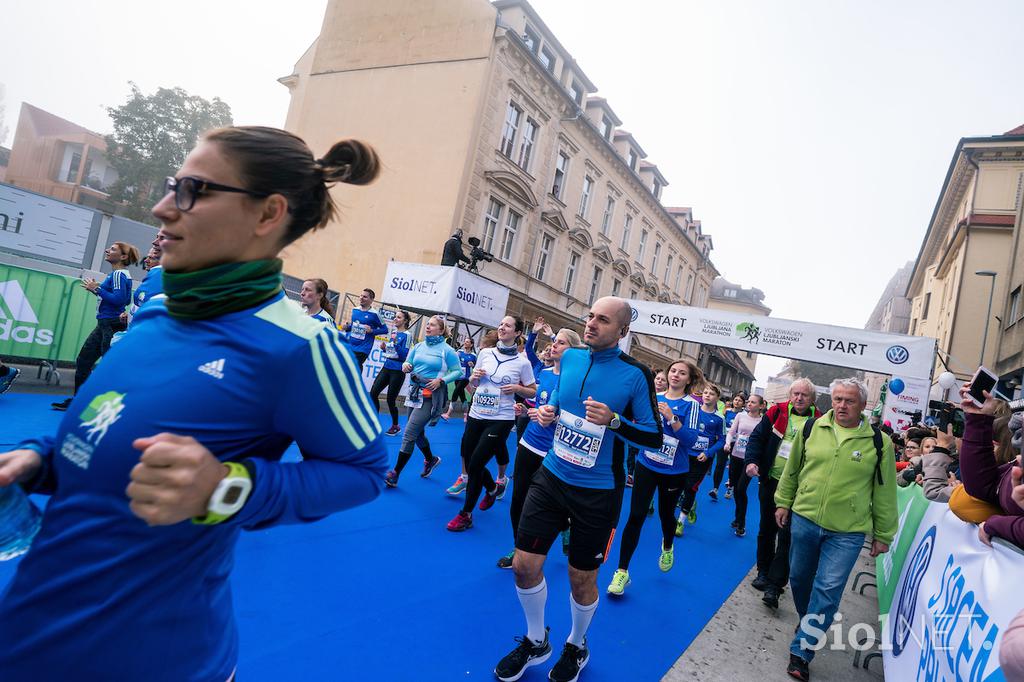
[574,418,584,428]
[630,306,638,322]
[886,345,910,365]
[891,526,936,657]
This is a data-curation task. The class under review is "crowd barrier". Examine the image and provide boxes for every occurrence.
[877,484,1020,681]
[0,263,97,365]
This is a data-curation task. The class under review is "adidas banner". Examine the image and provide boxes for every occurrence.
[626,299,937,380]
[0,264,98,361]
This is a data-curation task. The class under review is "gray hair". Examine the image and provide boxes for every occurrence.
[829,377,868,404]
[789,377,815,397]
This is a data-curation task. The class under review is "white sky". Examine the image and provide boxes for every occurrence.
[3,0,1023,384]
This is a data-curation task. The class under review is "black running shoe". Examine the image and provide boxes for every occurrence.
[51,397,72,411]
[494,628,551,682]
[548,639,589,682]
[751,574,769,591]
[421,455,441,478]
[786,653,810,681]
[762,587,780,610]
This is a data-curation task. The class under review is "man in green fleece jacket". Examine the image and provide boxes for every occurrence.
[773,377,897,681]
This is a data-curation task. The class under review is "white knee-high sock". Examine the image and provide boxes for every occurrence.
[567,594,598,646]
[516,579,547,645]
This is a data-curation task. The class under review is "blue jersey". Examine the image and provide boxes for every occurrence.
[406,340,462,385]
[725,409,739,431]
[344,307,388,355]
[543,347,662,489]
[520,366,559,456]
[381,330,410,371]
[0,292,388,682]
[127,267,164,327]
[458,350,477,380]
[93,268,132,320]
[639,394,700,475]
[309,307,336,326]
[688,407,725,458]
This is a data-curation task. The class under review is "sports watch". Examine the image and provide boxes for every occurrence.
[192,461,253,525]
[609,413,622,430]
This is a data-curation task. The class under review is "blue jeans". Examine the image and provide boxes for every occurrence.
[788,513,864,662]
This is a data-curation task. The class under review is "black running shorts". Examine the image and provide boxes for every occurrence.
[516,466,623,571]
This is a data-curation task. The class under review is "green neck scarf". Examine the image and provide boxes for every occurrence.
[163,259,283,320]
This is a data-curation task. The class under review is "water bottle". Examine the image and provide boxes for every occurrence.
[0,484,42,561]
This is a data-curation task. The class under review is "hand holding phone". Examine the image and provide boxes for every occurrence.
[967,366,998,407]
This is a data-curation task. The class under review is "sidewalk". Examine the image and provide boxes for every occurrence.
[3,361,72,396]
[663,545,885,681]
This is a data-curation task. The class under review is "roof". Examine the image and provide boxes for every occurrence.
[1004,123,1024,136]
[709,276,771,312]
[492,0,597,90]
[709,346,756,381]
[585,96,622,125]
[19,102,102,139]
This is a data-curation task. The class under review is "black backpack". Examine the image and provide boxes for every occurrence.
[802,418,886,485]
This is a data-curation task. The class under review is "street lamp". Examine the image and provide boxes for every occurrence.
[976,270,997,367]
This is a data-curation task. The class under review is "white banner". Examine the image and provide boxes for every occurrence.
[380,261,509,328]
[0,183,94,266]
[882,376,931,432]
[626,299,936,380]
[883,502,1019,681]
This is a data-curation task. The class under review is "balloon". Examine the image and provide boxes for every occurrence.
[889,378,905,395]
[937,371,957,390]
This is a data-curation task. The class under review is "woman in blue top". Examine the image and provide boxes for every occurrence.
[370,309,411,436]
[495,327,584,568]
[608,358,704,595]
[0,125,388,682]
[677,383,726,535]
[51,241,140,411]
[300,278,336,326]
[384,315,462,487]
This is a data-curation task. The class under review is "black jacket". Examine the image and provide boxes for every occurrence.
[441,237,470,267]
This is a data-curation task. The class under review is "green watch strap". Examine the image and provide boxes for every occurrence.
[192,461,250,526]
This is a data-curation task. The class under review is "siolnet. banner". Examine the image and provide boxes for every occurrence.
[380,261,509,328]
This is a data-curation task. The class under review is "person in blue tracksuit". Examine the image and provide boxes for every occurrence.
[300,277,337,327]
[0,125,388,682]
[370,309,411,436]
[608,358,705,594]
[342,288,389,369]
[51,241,140,411]
[494,297,662,682]
[677,384,726,534]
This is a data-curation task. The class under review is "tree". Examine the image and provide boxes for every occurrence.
[104,83,232,224]
[0,84,10,146]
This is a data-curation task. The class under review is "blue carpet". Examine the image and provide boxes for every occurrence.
[0,391,758,681]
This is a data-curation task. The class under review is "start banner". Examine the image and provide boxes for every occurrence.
[877,485,1019,681]
[380,262,509,328]
[626,299,936,380]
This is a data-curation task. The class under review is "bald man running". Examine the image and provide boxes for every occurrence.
[494,297,662,682]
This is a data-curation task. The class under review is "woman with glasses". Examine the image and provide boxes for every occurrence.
[51,241,141,411]
[0,126,388,682]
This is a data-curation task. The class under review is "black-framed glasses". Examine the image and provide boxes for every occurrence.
[163,176,270,212]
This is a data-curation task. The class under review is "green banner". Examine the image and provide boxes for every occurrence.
[0,264,99,363]
[875,484,931,615]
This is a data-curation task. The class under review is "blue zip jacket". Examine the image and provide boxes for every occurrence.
[0,292,387,682]
[381,330,410,371]
[406,339,462,385]
[343,308,389,355]
[543,347,662,489]
[520,366,559,456]
[689,406,725,458]
[94,269,132,320]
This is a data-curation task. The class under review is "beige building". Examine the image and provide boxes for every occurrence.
[863,261,914,408]
[277,0,717,370]
[706,276,771,379]
[5,103,118,210]
[906,126,1024,388]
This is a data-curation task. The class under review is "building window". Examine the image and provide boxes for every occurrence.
[627,148,638,171]
[66,151,82,183]
[589,267,603,305]
[746,351,754,358]
[922,292,931,320]
[652,179,662,199]
[536,233,554,281]
[620,214,632,250]
[565,251,581,295]
[651,242,661,274]
[540,45,556,73]
[568,79,584,105]
[726,289,738,298]
[630,288,638,300]
[499,209,521,262]
[579,175,594,219]
[674,265,683,291]
[600,115,613,140]
[523,25,541,53]
[910,319,917,335]
[552,151,569,199]
[500,102,522,158]
[482,197,503,252]
[600,196,615,236]
[1010,286,1022,323]
[664,254,673,284]
[517,118,538,171]
[685,272,694,302]
[638,229,648,263]
[611,278,621,297]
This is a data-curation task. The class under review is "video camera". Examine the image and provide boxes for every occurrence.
[928,400,965,438]
[464,236,494,273]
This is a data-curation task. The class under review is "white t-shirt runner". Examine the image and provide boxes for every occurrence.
[469,348,535,421]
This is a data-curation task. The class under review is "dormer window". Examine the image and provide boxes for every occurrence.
[523,25,541,54]
[600,115,613,140]
[627,148,638,171]
[568,79,584,106]
[652,179,663,200]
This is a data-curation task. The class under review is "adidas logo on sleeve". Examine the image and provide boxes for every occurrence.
[198,359,225,380]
